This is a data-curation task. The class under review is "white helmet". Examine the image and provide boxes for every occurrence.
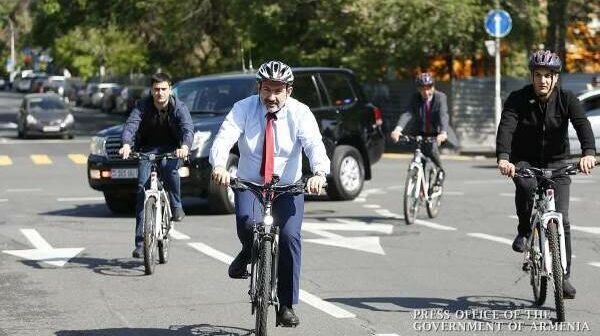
[256,60,294,85]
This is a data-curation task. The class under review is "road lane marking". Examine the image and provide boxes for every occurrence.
[57,197,104,202]
[0,199,7,203]
[387,185,404,190]
[353,197,366,202]
[188,242,356,319]
[571,225,600,235]
[375,209,400,218]
[468,233,512,245]
[2,229,84,267]
[375,334,400,336]
[170,229,190,240]
[589,262,600,268]
[68,154,87,164]
[363,204,381,209]
[31,154,52,165]
[415,219,457,231]
[0,155,12,166]
[444,191,465,196]
[6,188,42,192]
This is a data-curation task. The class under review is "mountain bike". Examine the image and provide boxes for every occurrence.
[131,152,180,275]
[518,164,580,322]
[230,176,311,336]
[401,135,444,224]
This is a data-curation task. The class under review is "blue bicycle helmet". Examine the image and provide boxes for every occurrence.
[528,50,562,72]
[415,73,434,86]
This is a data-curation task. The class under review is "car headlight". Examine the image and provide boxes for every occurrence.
[26,114,38,124]
[63,114,74,125]
[90,136,107,156]
[191,131,212,156]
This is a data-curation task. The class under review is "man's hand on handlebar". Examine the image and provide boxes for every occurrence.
[579,155,596,175]
[498,159,516,178]
[306,174,326,195]
[176,145,189,159]
[212,166,230,186]
[390,129,403,143]
[119,144,131,159]
[436,132,448,146]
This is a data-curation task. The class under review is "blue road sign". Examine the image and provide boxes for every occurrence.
[485,9,512,38]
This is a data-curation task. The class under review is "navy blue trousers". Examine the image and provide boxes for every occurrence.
[135,157,182,247]
[234,189,304,306]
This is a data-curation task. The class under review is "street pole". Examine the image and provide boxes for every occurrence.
[8,17,16,78]
[494,15,502,132]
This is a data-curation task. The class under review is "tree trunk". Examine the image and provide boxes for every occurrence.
[545,0,568,71]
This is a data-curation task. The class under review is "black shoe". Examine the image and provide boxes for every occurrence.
[228,249,250,279]
[132,246,144,258]
[512,234,528,253]
[563,279,576,299]
[436,170,445,186]
[276,305,300,327]
[172,207,185,222]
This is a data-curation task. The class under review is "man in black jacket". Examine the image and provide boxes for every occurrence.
[118,73,194,258]
[496,50,596,299]
[391,73,449,184]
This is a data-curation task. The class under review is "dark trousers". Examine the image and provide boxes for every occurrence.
[513,161,572,276]
[135,157,182,247]
[234,189,304,307]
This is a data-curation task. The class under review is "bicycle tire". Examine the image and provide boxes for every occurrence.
[255,239,272,336]
[143,197,157,275]
[426,168,442,218]
[403,168,419,224]
[530,226,547,305]
[158,202,170,264]
[547,220,565,322]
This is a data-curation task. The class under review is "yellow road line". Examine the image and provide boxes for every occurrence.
[68,154,87,165]
[0,155,13,166]
[30,154,52,165]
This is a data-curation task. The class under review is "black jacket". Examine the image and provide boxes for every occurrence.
[396,90,449,135]
[496,84,595,164]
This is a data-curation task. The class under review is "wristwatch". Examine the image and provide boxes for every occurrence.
[314,171,327,178]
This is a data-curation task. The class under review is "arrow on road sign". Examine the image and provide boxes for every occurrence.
[302,220,393,255]
[2,229,84,267]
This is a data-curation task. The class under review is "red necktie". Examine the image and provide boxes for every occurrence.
[424,100,432,134]
[260,112,277,184]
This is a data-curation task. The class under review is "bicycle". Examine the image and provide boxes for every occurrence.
[518,164,580,322]
[401,135,444,225]
[131,152,180,275]
[230,175,311,336]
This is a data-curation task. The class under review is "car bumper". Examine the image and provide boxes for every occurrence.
[24,123,74,135]
[87,155,212,197]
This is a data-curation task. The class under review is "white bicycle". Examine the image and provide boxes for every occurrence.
[132,152,179,275]
[402,135,444,225]
[518,164,580,322]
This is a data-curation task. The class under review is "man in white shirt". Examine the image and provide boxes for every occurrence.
[209,60,330,327]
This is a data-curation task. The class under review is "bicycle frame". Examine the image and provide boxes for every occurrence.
[407,138,442,202]
[144,167,172,242]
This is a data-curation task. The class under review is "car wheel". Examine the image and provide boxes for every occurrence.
[104,192,135,214]
[208,153,239,214]
[327,145,365,200]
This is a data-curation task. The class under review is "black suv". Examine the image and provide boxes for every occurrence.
[87,67,385,213]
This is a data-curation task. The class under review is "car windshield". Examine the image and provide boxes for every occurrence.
[29,97,66,110]
[173,78,256,114]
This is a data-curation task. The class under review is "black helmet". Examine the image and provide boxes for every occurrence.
[415,73,434,86]
[256,60,294,85]
[528,50,562,72]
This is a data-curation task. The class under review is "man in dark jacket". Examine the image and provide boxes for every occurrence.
[118,73,194,258]
[391,72,449,184]
[496,50,596,299]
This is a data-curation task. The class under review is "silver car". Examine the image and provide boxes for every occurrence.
[568,88,600,155]
[17,93,75,139]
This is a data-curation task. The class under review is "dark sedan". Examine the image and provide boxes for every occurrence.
[17,93,75,139]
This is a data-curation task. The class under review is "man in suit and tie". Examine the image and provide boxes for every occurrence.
[390,72,449,184]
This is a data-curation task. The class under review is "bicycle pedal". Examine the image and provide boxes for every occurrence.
[230,271,250,279]
[522,262,530,271]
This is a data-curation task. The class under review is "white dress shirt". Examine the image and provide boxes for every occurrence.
[209,95,330,185]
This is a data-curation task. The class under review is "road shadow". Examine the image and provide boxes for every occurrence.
[304,215,400,225]
[40,203,132,218]
[471,164,500,169]
[56,324,253,336]
[21,257,145,277]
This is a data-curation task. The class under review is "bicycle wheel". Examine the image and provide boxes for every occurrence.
[547,220,565,322]
[426,168,443,218]
[143,197,158,275]
[255,239,272,336]
[530,225,547,305]
[403,167,419,225]
[158,203,170,264]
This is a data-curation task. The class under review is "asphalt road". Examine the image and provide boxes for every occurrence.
[0,92,599,336]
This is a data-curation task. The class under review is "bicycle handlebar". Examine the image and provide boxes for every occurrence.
[399,135,437,144]
[129,152,186,161]
[515,163,582,179]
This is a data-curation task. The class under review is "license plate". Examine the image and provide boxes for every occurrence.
[42,126,60,132]
[111,168,138,179]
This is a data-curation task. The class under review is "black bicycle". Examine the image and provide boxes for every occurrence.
[230,175,310,335]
